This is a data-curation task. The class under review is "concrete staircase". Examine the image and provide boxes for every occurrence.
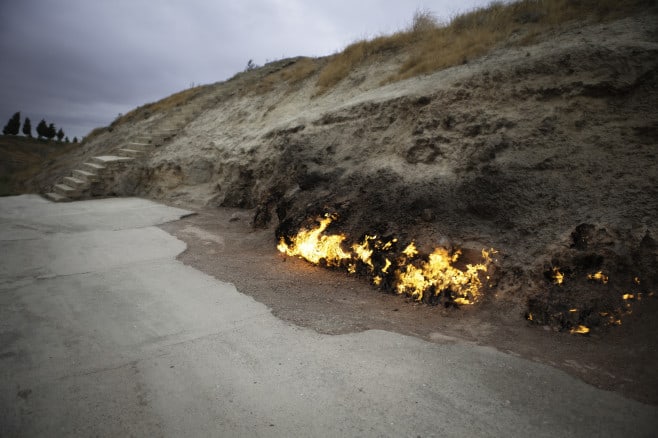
[43,130,176,202]
[43,89,217,202]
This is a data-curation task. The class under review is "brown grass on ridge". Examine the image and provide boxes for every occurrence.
[315,0,656,93]
[252,57,322,95]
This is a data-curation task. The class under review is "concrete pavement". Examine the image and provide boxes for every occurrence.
[1,195,655,437]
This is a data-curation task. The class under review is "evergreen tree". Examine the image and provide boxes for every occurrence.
[36,119,49,139]
[22,117,32,137]
[2,112,21,135]
[65,136,70,143]
[46,123,56,140]
[73,136,78,143]
[56,128,65,142]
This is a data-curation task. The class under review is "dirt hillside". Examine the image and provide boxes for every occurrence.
[27,5,658,401]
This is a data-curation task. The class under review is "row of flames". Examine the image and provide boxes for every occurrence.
[543,267,653,334]
[277,214,496,305]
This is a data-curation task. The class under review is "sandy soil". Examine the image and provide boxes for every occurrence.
[160,207,658,406]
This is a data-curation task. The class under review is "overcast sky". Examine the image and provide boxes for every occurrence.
[0,0,492,139]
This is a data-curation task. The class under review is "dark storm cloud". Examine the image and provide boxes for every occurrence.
[0,0,489,139]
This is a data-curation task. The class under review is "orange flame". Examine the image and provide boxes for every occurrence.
[552,267,565,285]
[277,215,351,266]
[278,215,495,305]
[395,248,492,303]
[587,271,609,284]
[570,325,590,335]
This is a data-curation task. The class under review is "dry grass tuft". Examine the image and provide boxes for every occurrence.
[81,85,208,143]
[315,32,415,93]
[251,57,321,95]
[315,0,656,91]
[108,85,208,129]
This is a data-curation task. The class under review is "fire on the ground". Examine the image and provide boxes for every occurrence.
[277,214,496,306]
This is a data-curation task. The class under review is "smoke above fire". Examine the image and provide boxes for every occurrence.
[277,214,496,306]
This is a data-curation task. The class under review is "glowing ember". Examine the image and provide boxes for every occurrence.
[634,277,641,285]
[402,242,419,258]
[622,293,634,300]
[570,325,590,335]
[587,271,609,284]
[278,214,495,305]
[551,267,565,285]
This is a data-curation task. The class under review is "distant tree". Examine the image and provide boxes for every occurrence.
[56,128,65,142]
[2,112,21,135]
[36,119,49,139]
[22,117,32,137]
[73,136,78,143]
[46,123,56,140]
[65,136,70,143]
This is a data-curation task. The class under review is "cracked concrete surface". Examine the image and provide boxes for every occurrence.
[0,195,656,437]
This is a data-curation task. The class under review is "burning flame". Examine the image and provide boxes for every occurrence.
[395,248,492,304]
[402,242,419,258]
[278,215,495,305]
[277,215,351,266]
[551,267,565,285]
[587,271,609,284]
[570,325,590,335]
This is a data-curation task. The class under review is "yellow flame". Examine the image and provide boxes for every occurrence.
[552,267,564,285]
[570,325,590,334]
[569,308,578,313]
[587,271,609,284]
[395,247,490,304]
[527,312,533,321]
[352,235,376,270]
[277,216,351,266]
[279,215,494,305]
[402,242,419,258]
[622,293,634,300]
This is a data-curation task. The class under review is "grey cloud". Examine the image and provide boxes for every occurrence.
[0,0,490,139]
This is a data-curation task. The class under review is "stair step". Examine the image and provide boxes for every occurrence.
[83,162,106,173]
[117,148,143,158]
[63,176,87,189]
[92,155,134,164]
[72,169,98,182]
[44,192,69,202]
[54,184,79,197]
